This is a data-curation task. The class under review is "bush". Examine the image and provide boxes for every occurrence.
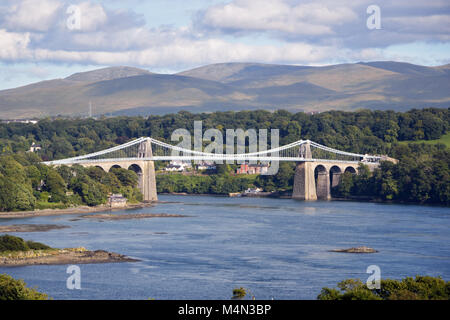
[317,276,450,300]
[232,287,248,300]
[25,240,51,250]
[0,235,52,252]
[0,235,29,252]
[0,274,49,300]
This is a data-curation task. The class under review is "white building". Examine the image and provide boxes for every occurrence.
[164,160,192,172]
[197,161,216,171]
[28,142,42,152]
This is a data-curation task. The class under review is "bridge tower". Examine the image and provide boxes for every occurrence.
[292,141,318,200]
[138,138,158,202]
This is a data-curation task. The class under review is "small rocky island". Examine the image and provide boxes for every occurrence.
[330,246,378,253]
[0,235,138,267]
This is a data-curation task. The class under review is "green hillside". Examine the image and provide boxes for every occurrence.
[399,132,450,148]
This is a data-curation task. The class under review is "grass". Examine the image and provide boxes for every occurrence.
[398,132,450,148]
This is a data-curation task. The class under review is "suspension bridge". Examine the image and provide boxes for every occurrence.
[44,137,386,201]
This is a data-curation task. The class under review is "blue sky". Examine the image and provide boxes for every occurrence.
[0,0,449,90]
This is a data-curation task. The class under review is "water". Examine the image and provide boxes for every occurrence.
[0,195,449,300]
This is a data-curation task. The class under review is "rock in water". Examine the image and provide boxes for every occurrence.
[330,246,378,253]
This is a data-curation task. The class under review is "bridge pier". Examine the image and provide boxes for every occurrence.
[316,170,331,200]
[137,138,158,202]
[292,162,317,200]
[141,160,157,202]
[331,172,342,188]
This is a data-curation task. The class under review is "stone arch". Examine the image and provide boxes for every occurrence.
[108,164,123,172]
[314,164,330,200]
[329,165,342,189]
[94,165,106,171]
[344,166,357,174]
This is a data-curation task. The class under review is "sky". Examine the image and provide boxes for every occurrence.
[0,0,449,90]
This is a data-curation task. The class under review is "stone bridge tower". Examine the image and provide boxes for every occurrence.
[138,138,158,202]
[292,141,319,200]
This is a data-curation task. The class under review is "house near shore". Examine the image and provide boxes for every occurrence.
[108,193,127,208]
[196,161,216,171]
[236,163,269,175]
[164,160,192,172]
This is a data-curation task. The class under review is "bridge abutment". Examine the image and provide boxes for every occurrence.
[292,161,362,201]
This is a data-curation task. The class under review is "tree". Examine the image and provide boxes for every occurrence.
[0,274,49,300]
[318,276,449,300]
[111,168,138,187]
[43,170,67,202]
[25,165,41,190]
[216,164,232,175]
[0,179,35,211]
[101,172,122,193]
[332,172,354,198]
[0,235,30,252]
[70,180,107,206]
[86,166,107,182]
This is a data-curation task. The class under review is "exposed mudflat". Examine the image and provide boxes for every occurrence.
[80,213,189,220]
[0,224,69,233]
[0,203,154,219]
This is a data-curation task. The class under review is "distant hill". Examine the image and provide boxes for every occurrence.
[0,62,448,119]
[65,66,152,82]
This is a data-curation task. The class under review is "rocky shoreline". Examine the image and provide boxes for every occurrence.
[0,247,139,267]
[0,202,154,219]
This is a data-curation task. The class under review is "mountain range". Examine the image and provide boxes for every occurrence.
[0,62,449,119]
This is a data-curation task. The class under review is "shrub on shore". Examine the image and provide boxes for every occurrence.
[0,274,49,300]
[318,276,450,300]
[0,235,51,252]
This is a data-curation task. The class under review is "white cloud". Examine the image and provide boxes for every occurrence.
[4,0,61,32]
[0,32,372,69]
[75,1,108,32]
[0,0,449,74]
[0,29,31,60]
[200,0,358,36]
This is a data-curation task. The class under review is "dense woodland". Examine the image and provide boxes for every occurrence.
[0,152,142,211]
[0,108,448,211]
[1,108,448,158]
